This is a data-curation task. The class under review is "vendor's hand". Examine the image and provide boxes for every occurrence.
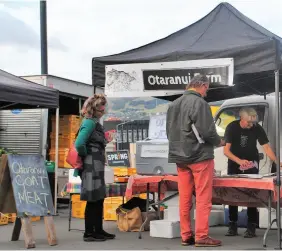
[238,159,252,168]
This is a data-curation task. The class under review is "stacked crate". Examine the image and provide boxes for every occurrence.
[49,115,82,168]
[111,144,137,183]
[113,167,137,182]
[103,193,147,221]
[0,214,8,226]
[0,214,40,225]
[71,195,87,219]
[103,197,126,221]
[71,194,146,221]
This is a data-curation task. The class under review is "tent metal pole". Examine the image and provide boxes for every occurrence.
[79,98,82,118]
[54,108,59,214]
[275,70,281,249]
[40,0,48,74]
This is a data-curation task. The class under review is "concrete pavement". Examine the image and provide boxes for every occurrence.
[0,209,280,250]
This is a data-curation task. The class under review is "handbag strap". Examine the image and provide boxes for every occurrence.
[75,128,80,139]
[74,118,83,139]
[125,212,131,232]
[117,207,131,232]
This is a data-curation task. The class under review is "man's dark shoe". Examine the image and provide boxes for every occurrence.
[181,236,195,246]
[98,229,116,240]
[83,232,106,242]
[244,223,256,238]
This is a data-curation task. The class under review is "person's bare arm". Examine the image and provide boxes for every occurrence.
[257,125,282,167]
[262,143,282,167]
[224,143,250,167]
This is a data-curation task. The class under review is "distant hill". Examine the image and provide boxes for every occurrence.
[104,97,169,120]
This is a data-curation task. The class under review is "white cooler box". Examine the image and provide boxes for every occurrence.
[150,220,180,238]
[136,139,177,175]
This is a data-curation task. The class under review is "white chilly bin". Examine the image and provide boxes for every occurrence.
[259,208,282,229]
[166,206,180,221]
[150,220,180,238]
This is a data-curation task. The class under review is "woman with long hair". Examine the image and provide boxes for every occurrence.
[75,94,115,242]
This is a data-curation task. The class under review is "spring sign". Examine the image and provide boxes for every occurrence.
[7,155,55,217]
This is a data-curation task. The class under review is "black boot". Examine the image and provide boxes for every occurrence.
[83,232,106,242]
[225,222,238,236]
[97,229,116,240]
[244,223,256,238]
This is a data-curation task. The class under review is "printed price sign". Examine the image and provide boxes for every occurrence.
[148,114,167,139]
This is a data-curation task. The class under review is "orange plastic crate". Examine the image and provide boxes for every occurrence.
[0,214,8,226]
[5,213,16,223]
[31,217,40,222]
[49,148,72,168]
[114,176,129,183]
[113,167,129,177]
[139,193,147,200]
[103,197,125,221]
[128,168,137,176]
[50,139,75,149]
[52,115,82,123]
[72,200,87,219]
[51,120,81,134]
[50,133,76,149]
[71,194,81,202]
[50,132,76,138]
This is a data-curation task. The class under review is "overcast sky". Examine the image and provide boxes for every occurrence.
[0,0,281,85]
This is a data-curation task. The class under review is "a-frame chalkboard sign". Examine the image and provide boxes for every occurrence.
[0,154,57,248]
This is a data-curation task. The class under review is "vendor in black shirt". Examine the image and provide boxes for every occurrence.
[224,107,281,238]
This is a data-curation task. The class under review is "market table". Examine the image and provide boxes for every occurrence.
[125,174,282,247]
[61,181,162,231]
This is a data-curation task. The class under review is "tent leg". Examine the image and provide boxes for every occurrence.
[79,98,82,118]
[275,70,281,249]
[54,108,59,215]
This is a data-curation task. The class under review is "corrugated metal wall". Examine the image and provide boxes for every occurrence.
[0,109,42,154]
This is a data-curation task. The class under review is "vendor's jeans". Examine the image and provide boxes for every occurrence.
[229,206,257,224]
[84,199,104,234]
[228,165,258,225]
[177,159,214,241]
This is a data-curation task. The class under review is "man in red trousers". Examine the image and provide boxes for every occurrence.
[166,74,224,247]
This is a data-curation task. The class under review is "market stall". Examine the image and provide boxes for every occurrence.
[91,2,282,248]
[0,69,58,109]
[0,69,60,207]
[0,68,60,247]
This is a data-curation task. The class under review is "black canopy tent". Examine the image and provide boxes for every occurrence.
[92,2,282,248]
[92,2,282,101]
[0,69,59,110]
[0,68,60,213]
